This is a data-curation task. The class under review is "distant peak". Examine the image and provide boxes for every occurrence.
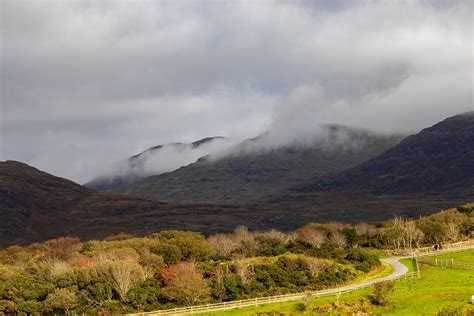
[191,136,226,147]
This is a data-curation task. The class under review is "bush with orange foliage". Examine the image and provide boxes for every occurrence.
[160,261,197,286]
[297,226,327,248]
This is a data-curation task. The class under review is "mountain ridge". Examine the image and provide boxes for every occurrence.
[115,124,404,204]
[85,136,230,191]
[0,160,257,247]
[263,111,474,214]
[2,112,473,247]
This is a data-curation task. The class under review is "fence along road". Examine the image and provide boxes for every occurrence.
[129,242,474,316]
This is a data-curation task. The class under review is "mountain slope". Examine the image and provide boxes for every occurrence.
[85,136,231,191]
[265,112,474,218]
[0,161,255,247]
[116,125,403,204]
[2,113,472,247]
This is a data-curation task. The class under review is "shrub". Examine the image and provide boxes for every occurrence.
[150,231,212,261]
[126,278,162,311]
[437,304,474,316]
[0,299,17,314]
[150,243,183,264]
[43,288,78,315]
[372,281,395,306]
[105,232,136,241]
[457,206,473,215]
[43,237,81,261]
[344,248,380,272]
[254,234,286,256]
[162,262,210,306]
[295,302,307,311]
[341,228,359,247]
[0,265,18,281]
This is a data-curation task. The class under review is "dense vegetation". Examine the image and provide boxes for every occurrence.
[0,204,472,314]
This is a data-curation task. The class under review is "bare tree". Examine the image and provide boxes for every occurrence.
[207,234,238,257]
[284,231,298,244]
[355,222,370,236]
[445,222,459,242]
[234,259,255,286]
[298,227,326,248]
[258,229,287,243]
[234,226,253,244]
[304,257,328,276]
[388,216,405,249]
[110,261,144,300]
[38,259,71,280]
[413,228,424,249]
[403,221,425,249]
[388,218,425,249]
[329,231,347,248]
[233,226,259,256]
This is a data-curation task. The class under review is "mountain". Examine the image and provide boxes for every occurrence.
[0,161,255,247]
[264,112,474,220]
[115,125,404,204]
[2,113,472,247]
[85,136,231,191]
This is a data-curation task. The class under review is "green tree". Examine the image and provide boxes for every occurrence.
[341,228,359,247]
[43,288,78,315]
[150,231,212,261]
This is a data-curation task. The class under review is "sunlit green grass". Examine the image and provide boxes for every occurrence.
[204,249,474,315]
[399,258,416,272]
[429,249,474,262]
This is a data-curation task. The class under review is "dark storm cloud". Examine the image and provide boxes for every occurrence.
[0,0,472,182]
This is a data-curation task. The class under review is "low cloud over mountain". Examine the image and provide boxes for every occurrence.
[1,1,472,182]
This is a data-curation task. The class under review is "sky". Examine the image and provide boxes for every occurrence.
[1,0,472,183]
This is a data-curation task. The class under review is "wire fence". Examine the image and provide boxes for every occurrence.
[385,240,474,257]
[418,257,474,270]
[414,242,474,258]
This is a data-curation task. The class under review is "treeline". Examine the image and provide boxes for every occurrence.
[0,204,472,314]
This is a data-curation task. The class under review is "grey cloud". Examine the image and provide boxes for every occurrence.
[0,0,472,182]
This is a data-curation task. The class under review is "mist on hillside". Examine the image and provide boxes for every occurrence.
[87,137,239,185]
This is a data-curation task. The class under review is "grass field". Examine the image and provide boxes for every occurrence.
[399,258,416,272]
[204,249,474,315]
[429,250,474,262]
[378,249,474,315]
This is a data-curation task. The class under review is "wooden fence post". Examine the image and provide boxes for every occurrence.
[415,257,420,278]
